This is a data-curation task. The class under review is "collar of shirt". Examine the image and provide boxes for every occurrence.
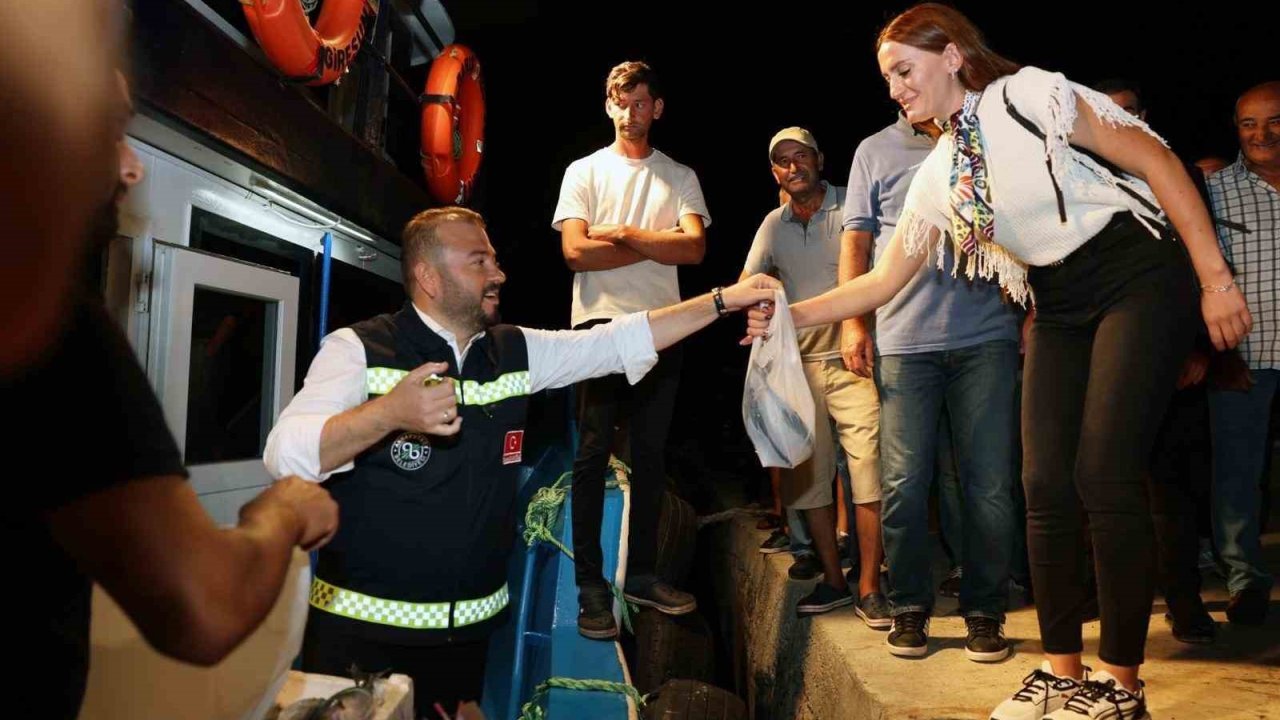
[781,181,839,224]
[896,111,927,137]
[412,303,485,370]
[1231,152,1280,194]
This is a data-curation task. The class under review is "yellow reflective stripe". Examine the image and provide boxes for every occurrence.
[457,371,531,406]
[366,367,409,396]
[309,578,509,630]
[366,368,531,407]
[454,583,511,627]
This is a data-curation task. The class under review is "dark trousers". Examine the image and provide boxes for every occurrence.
[570,318,683,592]
[301,618,488,719]
[1022,214,1196,666]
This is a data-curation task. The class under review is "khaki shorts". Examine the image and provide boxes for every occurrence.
[780,358,881,510]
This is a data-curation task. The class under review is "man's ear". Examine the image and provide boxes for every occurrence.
[414,260,440,299]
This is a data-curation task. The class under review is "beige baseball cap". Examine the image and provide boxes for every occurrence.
[768,127,819,162]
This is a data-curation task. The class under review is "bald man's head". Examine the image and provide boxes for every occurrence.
[1234,81,1280,172]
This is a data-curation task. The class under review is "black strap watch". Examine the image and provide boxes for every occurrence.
[711,287,729,316]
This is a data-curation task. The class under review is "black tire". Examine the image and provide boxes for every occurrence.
[632,608,715,694]
[642,679,747,720]
[654,490,697,585]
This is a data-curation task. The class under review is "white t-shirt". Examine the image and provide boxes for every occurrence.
[552,146,711,326]
[900,66,1170,303]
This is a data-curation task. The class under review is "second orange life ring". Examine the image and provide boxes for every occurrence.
[420,44,484,205]
[242,0,378,86]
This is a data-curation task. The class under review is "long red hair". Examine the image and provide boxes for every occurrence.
[877,3,1020,91]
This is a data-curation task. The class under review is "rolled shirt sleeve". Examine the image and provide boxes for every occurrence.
[522,311,658,393]
[263,328,368,482]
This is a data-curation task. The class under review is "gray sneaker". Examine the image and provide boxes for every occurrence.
[759,529,789,554]
[855,592,892,630]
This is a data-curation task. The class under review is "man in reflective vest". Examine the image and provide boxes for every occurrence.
[265,206,778,715]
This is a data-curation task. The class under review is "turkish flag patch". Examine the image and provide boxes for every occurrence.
[503,430,525,465]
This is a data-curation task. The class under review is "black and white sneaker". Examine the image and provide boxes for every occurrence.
[1043,671,1149,719]
[796,582,854,617]
[885,611,930,657]
[788,553,822,581]
[989,661,1085,719]
[965,615,1010,662]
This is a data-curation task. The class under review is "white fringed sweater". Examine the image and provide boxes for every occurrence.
[900,66,1171,304]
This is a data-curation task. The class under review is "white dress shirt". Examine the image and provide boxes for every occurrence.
[263,304,658,481]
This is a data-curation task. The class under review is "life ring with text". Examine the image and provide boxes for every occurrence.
[242,0,378,86]
[421,44,484,205]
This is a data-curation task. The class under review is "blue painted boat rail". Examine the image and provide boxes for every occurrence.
[481,428,634,719]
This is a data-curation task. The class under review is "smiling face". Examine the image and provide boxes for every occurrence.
[430,220,506,336]
[1236,84,1280,171]
[877,40,965,124]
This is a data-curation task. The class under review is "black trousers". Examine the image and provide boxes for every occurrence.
[301,617,488,719]
[570,318,683,592]
[1022,214,1197,666]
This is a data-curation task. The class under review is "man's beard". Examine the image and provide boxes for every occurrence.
[438,272,500,336]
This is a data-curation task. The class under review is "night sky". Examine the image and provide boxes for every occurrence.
[431,0,1276,485]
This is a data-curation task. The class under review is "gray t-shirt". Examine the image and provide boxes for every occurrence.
[742,183,845,360]
[843,116,1018,355]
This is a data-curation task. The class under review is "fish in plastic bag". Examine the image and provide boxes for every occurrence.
[741,289,815,468]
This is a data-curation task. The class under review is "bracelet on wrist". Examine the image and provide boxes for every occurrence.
[711,287,729,316]
[1200,280,1237,293]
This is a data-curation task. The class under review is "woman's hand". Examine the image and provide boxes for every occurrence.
[1201,285,1251,351]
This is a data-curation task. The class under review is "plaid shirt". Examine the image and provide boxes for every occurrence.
[1208,156,1280,369]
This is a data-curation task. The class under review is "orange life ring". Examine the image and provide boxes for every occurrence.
[241,0,377,86]
[420,44,484,206]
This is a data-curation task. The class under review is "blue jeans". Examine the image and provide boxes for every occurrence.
[935,409,966,569]
[876,340,1019,619]
[1209,369,1278,596]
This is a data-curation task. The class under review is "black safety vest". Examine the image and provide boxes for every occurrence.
[311,302,531,645]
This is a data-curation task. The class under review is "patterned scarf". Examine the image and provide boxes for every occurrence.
[944,91,994,255]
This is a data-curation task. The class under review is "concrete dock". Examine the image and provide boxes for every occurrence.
[706,517,1279,719]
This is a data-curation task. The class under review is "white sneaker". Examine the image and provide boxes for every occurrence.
[1043,670,1150,719]
[989,661,1086,720]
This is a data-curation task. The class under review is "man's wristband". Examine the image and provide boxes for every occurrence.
[711,287,729,316]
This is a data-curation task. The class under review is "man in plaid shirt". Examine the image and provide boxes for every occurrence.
[1206,80,1280,626]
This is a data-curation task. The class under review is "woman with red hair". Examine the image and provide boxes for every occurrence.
[748,4,1249,718]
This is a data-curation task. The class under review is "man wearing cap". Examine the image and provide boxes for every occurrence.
[741,128,888,621]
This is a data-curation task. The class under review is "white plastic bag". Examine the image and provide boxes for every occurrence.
[742,289,815,468]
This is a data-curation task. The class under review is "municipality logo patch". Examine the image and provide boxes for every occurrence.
[390,433,431,471]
